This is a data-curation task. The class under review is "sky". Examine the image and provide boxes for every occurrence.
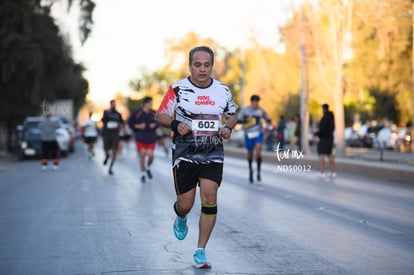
[54,0,305,105]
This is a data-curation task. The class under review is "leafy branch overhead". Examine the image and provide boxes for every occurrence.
[0,0,96,125]
[28,0,96,44]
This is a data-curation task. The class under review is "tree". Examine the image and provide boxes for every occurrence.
[347,0,412,126]
[0,0,94,151]
[29,0,95,45]
[129,32,306,128]
[128,32,244,109]
[299,0,354,157]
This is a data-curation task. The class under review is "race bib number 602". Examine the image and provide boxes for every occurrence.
[191,114,220,136]
[192,120,218,132]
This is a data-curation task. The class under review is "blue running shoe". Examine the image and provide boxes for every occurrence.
[173,216,188,240]
[193,248,212,269]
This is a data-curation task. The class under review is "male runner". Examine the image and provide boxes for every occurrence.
[101,99,124,175]
[155,46,238,268]
[128,96,159,183]
[82,112,98,159]
[237,95,272,183]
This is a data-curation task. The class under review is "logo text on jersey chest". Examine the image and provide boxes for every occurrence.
[195,96,215,106]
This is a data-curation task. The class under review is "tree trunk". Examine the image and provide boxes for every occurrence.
[0,122,8,153]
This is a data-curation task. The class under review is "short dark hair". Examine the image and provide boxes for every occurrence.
[189,46,214,66]
[250,95,260,101]
[322,103,329,110]
[143,96,152,104]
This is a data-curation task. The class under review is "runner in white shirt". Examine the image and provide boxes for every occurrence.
[82,112,98,159]
[155,46,238,269]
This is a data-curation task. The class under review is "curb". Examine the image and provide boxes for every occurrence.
[224,145,414,185]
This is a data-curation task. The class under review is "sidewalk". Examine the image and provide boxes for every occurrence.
[224,144,414,185]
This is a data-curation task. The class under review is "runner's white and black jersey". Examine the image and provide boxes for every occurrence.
[157,77,238,166]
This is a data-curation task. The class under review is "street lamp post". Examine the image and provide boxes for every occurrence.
[412,2,414,156]
[300,8,310,155]
[240,49,246,108]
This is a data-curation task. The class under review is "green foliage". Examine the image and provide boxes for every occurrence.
[129,67,181,97]
[218,49,245,108]
[346,0,412,125]
[77,0,96,45]
[284,94,300,119]
[126,98,142,113]
[127,33,243,111]
[344,89,376,123]
[0,0,89,124]
[126,1,412,129]
[0,0,94,152]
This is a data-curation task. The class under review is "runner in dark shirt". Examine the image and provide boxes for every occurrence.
[128,96,159,183]
[101,99,124,175]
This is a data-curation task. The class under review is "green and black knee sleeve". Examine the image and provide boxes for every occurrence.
[201,203,217,216]
[173,201,185,218]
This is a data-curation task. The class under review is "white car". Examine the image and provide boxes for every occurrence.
[374,127,397,150]
[16,116,71,160]
[57,116,76,153]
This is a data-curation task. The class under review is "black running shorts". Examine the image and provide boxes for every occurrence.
[173,161,223,195]
[84,136,97,144]
[317,137,334,155]
[103,132,119,151]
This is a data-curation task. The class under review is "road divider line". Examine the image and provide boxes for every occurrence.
[319,207,402,234]
[83,207,97,226]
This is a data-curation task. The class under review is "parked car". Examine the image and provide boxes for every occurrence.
[345,127,364,147]
[354,121,387,148]
[395,127,413,153]
[373,126,398,150]
[57,116,76,153]
[16,116,71,160]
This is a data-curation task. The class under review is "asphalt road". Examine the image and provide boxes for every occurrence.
[0,140,413,274]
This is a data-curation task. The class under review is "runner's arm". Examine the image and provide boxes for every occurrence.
[155,113,191,136]
[224,114,237,130]
[154,113,173,128]
[220,113,237,139]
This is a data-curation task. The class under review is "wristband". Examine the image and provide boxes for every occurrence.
[170,120,180,131]
[223,125,233,133]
